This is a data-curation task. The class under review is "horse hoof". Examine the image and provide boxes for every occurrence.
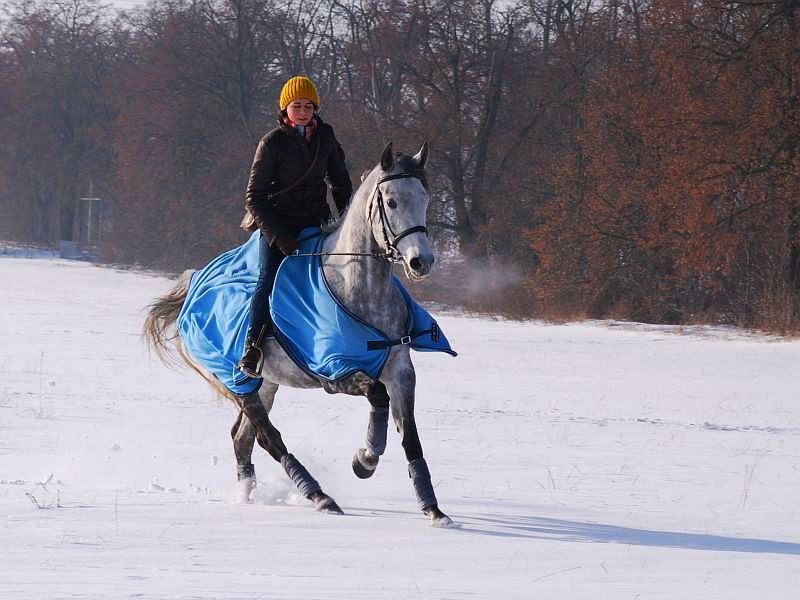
[431,515,459,528]
[310,491,344,515]
[352,448,379,479]
[235,477,257,503]
[423,505,459,528]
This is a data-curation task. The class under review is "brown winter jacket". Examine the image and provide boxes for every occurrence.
[244,115,353,244]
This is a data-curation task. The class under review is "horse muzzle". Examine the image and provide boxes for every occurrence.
[404,253,435,280]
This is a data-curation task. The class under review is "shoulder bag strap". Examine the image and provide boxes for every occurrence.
[269,138,322,203]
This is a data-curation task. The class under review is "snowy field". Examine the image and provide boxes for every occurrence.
[1,256,799,599]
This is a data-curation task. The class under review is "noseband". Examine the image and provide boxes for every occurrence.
[369,171,428,262]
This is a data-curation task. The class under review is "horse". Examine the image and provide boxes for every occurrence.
[143,142,455,527]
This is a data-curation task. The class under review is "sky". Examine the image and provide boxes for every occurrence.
[107,0,148,10]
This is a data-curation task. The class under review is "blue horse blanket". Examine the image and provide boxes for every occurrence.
[177,229,456,396]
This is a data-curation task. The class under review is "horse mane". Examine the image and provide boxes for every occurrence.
[321,211,346,233]
[321,152,428,234]
[320,163,377,233]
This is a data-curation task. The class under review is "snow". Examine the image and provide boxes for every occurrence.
[1,255,799,599]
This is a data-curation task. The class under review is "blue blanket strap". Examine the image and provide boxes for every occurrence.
[366,323,440,351]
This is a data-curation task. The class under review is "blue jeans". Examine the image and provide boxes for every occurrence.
[246,233,289,343]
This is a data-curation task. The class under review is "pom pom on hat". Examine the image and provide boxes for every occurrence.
[279,76,320,110]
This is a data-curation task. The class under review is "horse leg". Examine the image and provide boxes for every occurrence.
[230,410,257,501]
[352,384,390,479]
[229,381,278,502]
[386,368,455,528]
[235,390,342,514]
[321,372,389,479]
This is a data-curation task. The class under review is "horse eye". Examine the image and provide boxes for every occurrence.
[387,198,397,209]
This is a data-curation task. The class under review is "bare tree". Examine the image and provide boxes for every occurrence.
[0,0,120,243]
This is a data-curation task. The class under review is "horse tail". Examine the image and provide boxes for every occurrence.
[142,270,238,402]
[142,269,194,369]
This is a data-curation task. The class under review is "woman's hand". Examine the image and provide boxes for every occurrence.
[274,235,299,256]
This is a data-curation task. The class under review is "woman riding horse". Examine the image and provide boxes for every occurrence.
[239,76,353,378]
[144,135,456,526]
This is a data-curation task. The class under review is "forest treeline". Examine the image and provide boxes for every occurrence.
[1,0,798,330]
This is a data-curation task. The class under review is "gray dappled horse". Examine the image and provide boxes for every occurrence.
[144,143,454,527]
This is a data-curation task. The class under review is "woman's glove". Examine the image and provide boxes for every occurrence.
[274,235,299,256]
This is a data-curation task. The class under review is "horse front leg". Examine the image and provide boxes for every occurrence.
[235,390,342,514]
[386,363,455,528]
[352,382,390,479]
[321,372,390,479]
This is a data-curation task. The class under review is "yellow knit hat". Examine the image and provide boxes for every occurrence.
[279,76,320,111]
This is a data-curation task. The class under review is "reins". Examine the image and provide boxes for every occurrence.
[288,170,427,262]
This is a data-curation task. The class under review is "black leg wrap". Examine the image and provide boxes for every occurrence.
[281,453,322,498]
[352,448,380,479]
[366,406,390,456]
[408,457,437,511]
[237,462,255,480]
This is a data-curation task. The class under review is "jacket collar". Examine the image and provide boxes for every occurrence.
[278,114,323,141]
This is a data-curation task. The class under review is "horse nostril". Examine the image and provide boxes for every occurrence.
[410,257,423,271]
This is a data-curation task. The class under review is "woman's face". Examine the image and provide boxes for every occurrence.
[286,97,315,125]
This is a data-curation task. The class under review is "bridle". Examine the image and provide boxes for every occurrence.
[368,171,428,262]
[292,169,428,262]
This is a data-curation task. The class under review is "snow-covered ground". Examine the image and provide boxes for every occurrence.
[1,256,799,599]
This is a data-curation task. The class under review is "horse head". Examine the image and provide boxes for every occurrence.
[371,142,434,281]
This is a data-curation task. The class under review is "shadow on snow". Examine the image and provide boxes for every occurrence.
[458,513,800,556]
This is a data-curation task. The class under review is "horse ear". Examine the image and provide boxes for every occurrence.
[360,169,371,183]
[413,142,429,168]
[381,142,394,171]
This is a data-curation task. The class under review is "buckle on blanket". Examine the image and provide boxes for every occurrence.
[366,334,413,351]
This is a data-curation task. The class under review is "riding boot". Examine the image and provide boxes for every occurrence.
[237,323,270,379]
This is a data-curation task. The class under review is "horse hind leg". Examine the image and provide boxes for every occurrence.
[230,381,278,502]
[231,410,257,502]
[235,388,342,514]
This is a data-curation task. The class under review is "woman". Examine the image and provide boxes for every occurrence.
[239,75,353,378]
